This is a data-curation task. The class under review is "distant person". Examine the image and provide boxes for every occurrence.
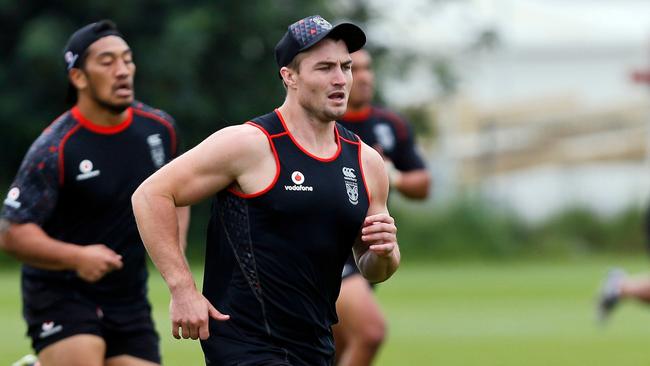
[335,49,430,365]
[0,20,188,366]
[131,15,400,366]
[597,209,650,322]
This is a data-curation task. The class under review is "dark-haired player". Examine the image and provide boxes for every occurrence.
[335,48,430,366]
[132,15,400,366]
[0,20,188,366]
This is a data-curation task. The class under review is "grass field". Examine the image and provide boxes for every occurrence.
[2,257,650,365]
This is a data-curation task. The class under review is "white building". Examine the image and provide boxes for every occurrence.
[364,0,650,220]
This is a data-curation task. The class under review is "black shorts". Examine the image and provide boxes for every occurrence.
[201,320,334,366]
[23,280,160,362]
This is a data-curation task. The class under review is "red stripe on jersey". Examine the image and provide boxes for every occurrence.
[227,122,281,199]
[357,143,372,203]
[274,109,342,162]
[71,106,133,134]
[132,108,178,156]
[58,124,82,186]
[341,106,372,122]
[339,133,371,202]
[339,135,359,145]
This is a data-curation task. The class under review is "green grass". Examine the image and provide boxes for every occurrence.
[2,257,650,365]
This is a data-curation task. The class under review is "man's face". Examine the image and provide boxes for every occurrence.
[293,38,353,122]
[348,49,374,109]
[77,35,135,112]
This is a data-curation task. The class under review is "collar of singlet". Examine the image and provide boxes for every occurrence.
[341,106,372,122]
[71,106,133,135]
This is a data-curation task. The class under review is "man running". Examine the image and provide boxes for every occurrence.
[0,20,187,366]
[335,48,430,365]
[132,15,399,366]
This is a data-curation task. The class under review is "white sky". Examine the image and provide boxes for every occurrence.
[361,0,650,107]
[366,0,650,54]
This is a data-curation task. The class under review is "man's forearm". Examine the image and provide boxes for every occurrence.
[132,188,195,291]
[0,220,83,270]
[357,246,400,284]
[394,169,430,199]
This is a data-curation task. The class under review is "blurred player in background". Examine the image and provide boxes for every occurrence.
[597,209,650,323]
[335,49,430,365]
[0,20,188,366]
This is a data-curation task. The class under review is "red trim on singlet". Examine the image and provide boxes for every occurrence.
[341,135,372,204]
[339,135,359,145]
[132,108,178,156]
[357,143,372,203]
[71,106,133,135]
[227,121,281,199]
[274,109,342,162]
[341,106,372,122]
[58,124,83,186]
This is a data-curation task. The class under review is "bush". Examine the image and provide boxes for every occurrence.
[392,197,646,261]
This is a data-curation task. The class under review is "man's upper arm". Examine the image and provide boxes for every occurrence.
[1,134,59,226]
[141,124,267,207]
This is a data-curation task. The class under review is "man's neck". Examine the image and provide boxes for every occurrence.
[76,98,130,127]
[277,102,338,157]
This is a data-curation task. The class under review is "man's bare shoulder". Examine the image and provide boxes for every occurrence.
[201,123,269,154]
[195,123,274,175]
[360,141,385,172]
[210,123,267,141]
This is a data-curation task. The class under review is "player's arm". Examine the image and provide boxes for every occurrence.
[176,206,190,253]
[0,135,122,282]
[387,118,430,200]
[390,167,430,199]
[132,124,266,340]
[0,220,122,282]
[353,143,401,283]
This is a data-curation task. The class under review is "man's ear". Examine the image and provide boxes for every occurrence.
[69,68,88,91]
[280,66,297,88]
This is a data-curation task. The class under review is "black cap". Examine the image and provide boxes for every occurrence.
[63,19,123,72]
[275,15,366,68]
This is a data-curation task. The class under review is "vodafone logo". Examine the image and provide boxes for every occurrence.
[285,170,314,192]
[79,159,93,173]
[3,187,21,209]
[291,171,305,185]
[7,187,20,200]
[76,159,100,181]
[39,320,63,339]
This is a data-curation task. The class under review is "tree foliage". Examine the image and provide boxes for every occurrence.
[0,1,357,182]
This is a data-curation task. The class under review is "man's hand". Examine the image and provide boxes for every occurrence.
[361,213,397,257]
[170,287,230,340]
[75,244,123,282]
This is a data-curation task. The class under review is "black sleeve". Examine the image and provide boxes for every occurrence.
[156,109,182,160]
[391,121,426,172]
[1,133,59,225]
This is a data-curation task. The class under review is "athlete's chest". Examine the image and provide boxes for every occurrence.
[261,141,368,220]
[60,125,171,205]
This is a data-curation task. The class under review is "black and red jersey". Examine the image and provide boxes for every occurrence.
[339,105,425,172]
[1,101,179,305]
[201,109,370,365]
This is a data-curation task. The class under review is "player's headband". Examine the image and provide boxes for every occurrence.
[63,19,123,71]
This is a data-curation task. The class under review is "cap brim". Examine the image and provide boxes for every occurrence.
[299,22,366,54]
